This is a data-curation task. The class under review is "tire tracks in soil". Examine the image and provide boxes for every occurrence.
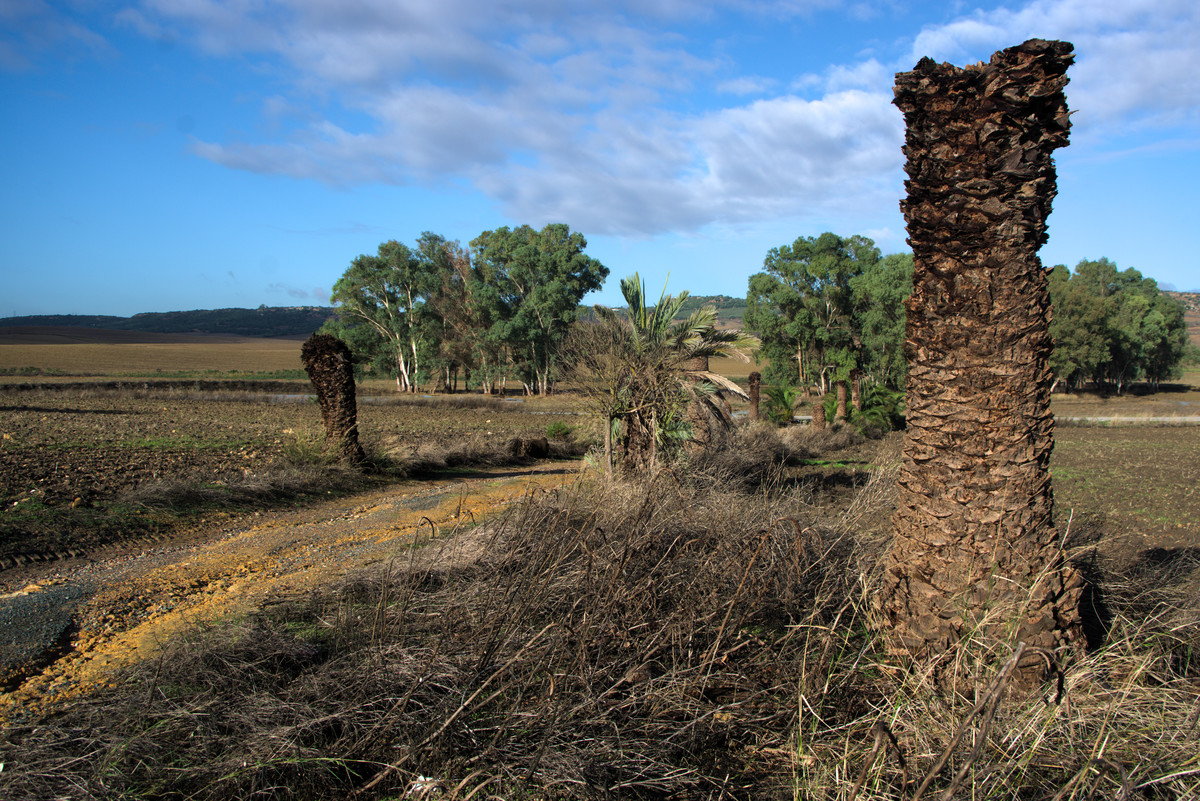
[0,462,579,723]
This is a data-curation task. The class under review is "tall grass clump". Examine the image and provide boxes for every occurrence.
[3,432,1198,799]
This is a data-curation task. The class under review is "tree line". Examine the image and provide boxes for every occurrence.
[1048,258,1195,393]
[321,224,607,395]
[326,226,1192,399]
[742,233,1193,400]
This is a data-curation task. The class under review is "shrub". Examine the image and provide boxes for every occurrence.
[545,420,574,440]
[762,383,802,425]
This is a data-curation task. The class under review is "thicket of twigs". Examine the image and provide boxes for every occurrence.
[2,425,1197,800]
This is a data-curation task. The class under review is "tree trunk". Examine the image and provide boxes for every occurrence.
[301,333,366,465]
[748,371,762,421]
[810,395,826,431]
[834,380,849,422]
[622,410,657,474]
[604,414,613,476]
[851,370,862,412]
[797,345,809,397]
[882,40,1084,688]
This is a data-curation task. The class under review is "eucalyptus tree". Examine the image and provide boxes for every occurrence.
[470,224,608,395]
[1048,259,1192,393]
[328,240,437,392]
[745,232,882,393]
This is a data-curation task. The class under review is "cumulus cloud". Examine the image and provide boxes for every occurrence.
[906,0,1200,132]
[124,0,1198,235]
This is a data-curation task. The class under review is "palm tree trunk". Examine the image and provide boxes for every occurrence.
[810,395,826,431]
[835,380,849,422]
[301,334,366,465]
[748,371,762,421]
[882,40,1084,687]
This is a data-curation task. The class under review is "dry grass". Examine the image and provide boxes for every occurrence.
[2,425,1197,800]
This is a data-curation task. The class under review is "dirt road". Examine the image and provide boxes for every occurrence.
[0,462,579,722]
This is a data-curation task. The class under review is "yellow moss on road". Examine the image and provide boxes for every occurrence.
[1,465,578,720]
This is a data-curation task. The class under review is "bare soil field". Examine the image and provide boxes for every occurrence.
[1052,368,1200,419]
[1053,425,1200,559]
[1,383,585,563]
[1,464,579,719]
[0,326,305,377]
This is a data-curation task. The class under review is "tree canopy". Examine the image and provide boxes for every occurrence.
[744,232,912,393]
[326,240,436,392]
[1049,258,1193,393]
[470,224,609,395]
[324,224,607,394]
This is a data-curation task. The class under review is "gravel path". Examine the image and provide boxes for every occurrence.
[0,463,579,721]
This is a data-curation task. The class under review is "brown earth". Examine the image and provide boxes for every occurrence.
[0,328,306,376]
[0,385,583,559]
[0,462,580,722]
[1052,425,1200,560]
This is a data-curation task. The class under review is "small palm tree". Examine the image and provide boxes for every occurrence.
[586,273,758,473]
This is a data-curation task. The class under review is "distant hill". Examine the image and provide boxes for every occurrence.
[678,294,747,324]
[591,295,748,327]
[1165,291,1199,313]
[0,307,336,339]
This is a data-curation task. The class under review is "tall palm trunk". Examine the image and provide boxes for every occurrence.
[810,395,826,431]
[748,371,762,421]
[882,40,1084,686]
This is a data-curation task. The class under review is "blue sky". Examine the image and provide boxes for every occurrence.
[2,0,1198,317]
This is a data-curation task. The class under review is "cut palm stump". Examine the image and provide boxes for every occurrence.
[301,333,366,464]
[881,40,1085,689]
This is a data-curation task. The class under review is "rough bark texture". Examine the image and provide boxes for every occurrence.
[810,396,826,431]
[622,407,657,474]
[301,333,366,465]
[683,356,736,457]
[881,40,1084,685]
[748,371,762,421]
[850,370,862,412]
[834,381,849,422]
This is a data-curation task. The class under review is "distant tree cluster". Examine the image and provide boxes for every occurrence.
[744,232,914,394]
[1048,258,1195,393]
[323,224,608,394]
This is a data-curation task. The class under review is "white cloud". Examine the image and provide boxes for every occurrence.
[906,0,1200,132]
[716,75,778,95]
[1,0,110,70]
[129,0,1199,236]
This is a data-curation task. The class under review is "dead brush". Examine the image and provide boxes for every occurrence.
[119,461,368,512]
[780,421,865,456]
[797,540,1200,800]
[5,447,1198,800]
[0,461,876,800]
[382,432,585,475]
[684,420,877,494]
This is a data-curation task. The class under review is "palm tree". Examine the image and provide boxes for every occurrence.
[882,40,1084,688]
[576,274,758,474]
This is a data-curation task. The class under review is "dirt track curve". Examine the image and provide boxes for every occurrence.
[0,462,579,722]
